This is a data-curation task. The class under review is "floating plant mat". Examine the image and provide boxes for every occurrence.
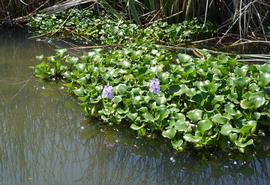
[34,43,270,153]
[28,9,214,45]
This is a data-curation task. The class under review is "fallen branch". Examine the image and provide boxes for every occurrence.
[41,0,97,14]
[67,44,120,51]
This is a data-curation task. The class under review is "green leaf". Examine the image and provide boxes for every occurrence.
[173,84,189,96]
[235,139,253,148]
[156,96,167,105]
[240,120,257,134]
[76,63,85,71]
[211,114,229,125]
[174,113,186,121]
[113,96,122,104]
[224,103,236,114]
[127,113,138,121]
[212,95,225,103]
[220,124,233,136]
[130,124,144,131]
[143,112,154,122]
[207,82,221,94]
[116,84,128,94]
[187,109,203,123]
[162,128,176,139]
[197,119,213,134]
[235,66,248,76]
[178,53,193,63]
[56,48,67,57]
[73,86,84,96]
[117,107,129,114]
[259,73,270,87]
[158,108,170,121]
[235,77,250,88]
[183,134,202,143]
[77,76,88,84]
[174,120,190,132]
[257,63,270,73]
[160,72,170,83]
[194,80,209,92]
[240,99,250,109]
[171,139,184,151]
[229,133,238,142]
[240,93,266,109]
[134,95,143,104]
[248,83,259,92]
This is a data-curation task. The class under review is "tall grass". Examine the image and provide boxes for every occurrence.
[1,0,270,37]
[98,0,270,37]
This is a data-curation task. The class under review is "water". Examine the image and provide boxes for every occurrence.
[1,29,270,185]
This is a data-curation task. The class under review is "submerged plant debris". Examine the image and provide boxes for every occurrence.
[34,44,270,152]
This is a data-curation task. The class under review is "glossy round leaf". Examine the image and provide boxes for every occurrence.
[220,124,233,136]
[171,139,184,151]
[197,119,213,134]
[162,128,176,139]
[235,139,253,148]
[73,86,84,96]
[130,124,145,131]
[187,109,203,123]
[259,73,270,87]
[183,134,202,143]
[211,114,229,125]
[174,120,189,132]
[116,84,128,94]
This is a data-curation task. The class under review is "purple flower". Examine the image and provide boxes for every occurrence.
[102,85,113,99]
[150,79,160,94]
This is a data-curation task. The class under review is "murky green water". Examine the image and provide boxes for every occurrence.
[1,29,270,185]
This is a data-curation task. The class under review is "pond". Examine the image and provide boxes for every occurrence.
[1,28,270,185]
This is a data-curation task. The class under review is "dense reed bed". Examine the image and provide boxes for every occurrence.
[2,0,270,38]
[98,0,270,38]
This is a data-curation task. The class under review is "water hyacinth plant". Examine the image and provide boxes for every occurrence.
[28,9,214,45]
[34,45,270,153]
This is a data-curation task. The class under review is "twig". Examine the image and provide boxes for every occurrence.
[10,76,32,102]
[12,0,50,24]
[67,44,120,51]
[191,37,222,44]
[229,40,270,47]
[143,10,183,27]
[157,44,270,62]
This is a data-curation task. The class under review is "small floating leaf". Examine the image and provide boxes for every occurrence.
[113,96,122,104]
[116,84,128,94]
[197,119,213,134]
[143,112,154,122]
[183,134,202,143]
[174,120,189,132]
[130,124,145,130]
[178,53,193,63]
[240,93,266,109]
[220,124,233,136]
[211,114,229,125]
[162,128,176,139]
[73,86,84,96]
[235,139,253,148]
[158,108,170,121]
[187,109,203,123]
[127,113,138,121]
[171,139,184,151]
[259,73,270,87]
